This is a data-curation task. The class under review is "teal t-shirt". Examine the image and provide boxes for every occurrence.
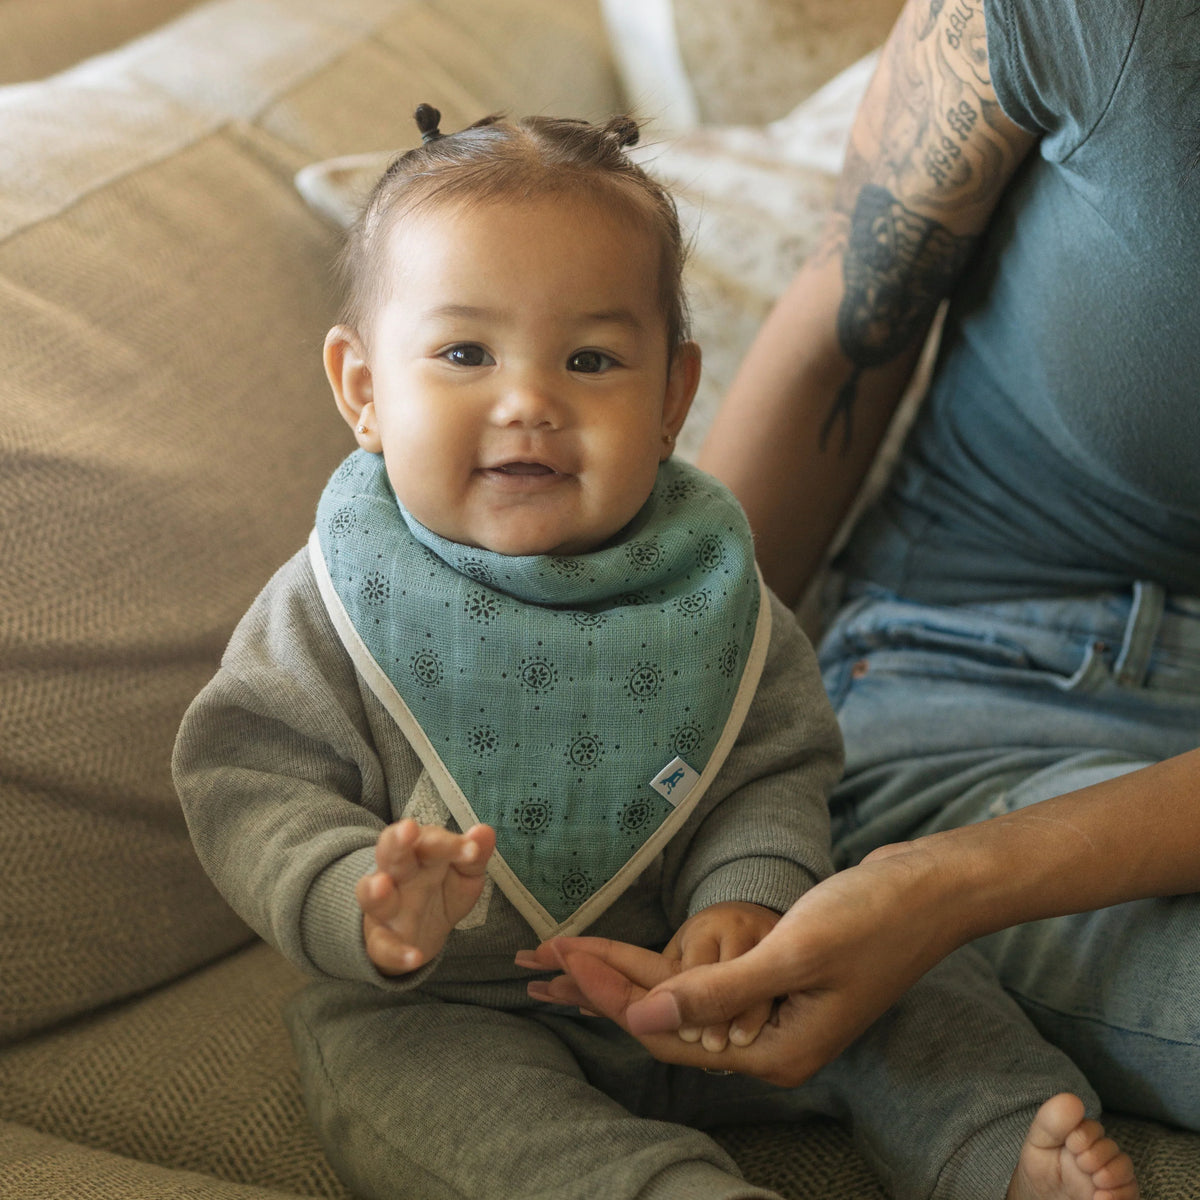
[841,0,1200,602]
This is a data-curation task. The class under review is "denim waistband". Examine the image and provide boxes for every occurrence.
[830,582,1200,690]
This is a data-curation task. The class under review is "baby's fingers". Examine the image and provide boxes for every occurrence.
[728,997,775,1049]
[356,869,401,922]
[695,997,773,1053]
[454,824,496,876]
[363,921,427,975]
[374,818,422,878]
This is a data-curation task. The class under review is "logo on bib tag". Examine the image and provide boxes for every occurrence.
[650,756,700,807]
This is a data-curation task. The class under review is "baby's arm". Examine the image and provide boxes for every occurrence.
[658,590,842,1048]
[357,819,496,975]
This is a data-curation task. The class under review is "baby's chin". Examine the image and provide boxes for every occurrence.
[472,533,605,559]
[461,521,620,559]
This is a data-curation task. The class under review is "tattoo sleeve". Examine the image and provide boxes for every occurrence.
[818,0,1033,453]
[822,186,974,451]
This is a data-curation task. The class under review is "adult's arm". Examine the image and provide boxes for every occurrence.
[697,0,1036,606]
[526,746,1200,1085]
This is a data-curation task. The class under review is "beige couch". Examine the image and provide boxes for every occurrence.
[2,2,1197,1196]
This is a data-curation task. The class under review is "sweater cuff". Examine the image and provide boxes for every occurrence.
[686,856,817,920]
[299,845,441,990]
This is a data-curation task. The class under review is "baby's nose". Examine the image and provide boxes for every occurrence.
[493,373,563,427]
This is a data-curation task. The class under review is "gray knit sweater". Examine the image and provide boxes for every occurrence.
[173,548,842,1009]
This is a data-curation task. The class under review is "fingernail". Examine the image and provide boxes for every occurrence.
[526,982,552,1002]
[678,1026,702,1044]
[514,951,542,970]
[729,1025,755,1047]
[701,1028,728,1053]
[627,991,683,1035]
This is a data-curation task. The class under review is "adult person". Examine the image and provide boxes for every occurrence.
[522,0,1200,1131]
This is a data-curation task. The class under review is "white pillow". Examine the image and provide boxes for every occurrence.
[602,0,899,126]
[598,0,699,130]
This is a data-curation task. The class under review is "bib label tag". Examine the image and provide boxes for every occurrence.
[650,757,700,807]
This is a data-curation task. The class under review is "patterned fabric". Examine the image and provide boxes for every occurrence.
[313,451,766,932]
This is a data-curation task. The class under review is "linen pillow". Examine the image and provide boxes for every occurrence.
[0,0,620,1044]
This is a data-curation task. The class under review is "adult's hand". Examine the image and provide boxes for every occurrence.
[519,840,965,1087]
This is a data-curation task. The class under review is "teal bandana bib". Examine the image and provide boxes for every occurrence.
[309,451,770,938]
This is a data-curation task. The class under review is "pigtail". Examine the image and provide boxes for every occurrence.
[603,115,640,149]
[414,103,443,143]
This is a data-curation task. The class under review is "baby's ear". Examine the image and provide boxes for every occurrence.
[661,341,702,457]
[325,325,380,451]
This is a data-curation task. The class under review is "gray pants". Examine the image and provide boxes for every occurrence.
[286,946,1096,1200]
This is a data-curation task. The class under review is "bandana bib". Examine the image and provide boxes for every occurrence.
[309,451,770,938]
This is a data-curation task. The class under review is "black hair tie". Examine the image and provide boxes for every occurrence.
[414,103,443,143]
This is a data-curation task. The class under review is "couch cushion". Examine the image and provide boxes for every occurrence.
[0,0,202,83]
[0,943,348,1197]
[0,0,620,1044]
[0,1123,310,1200]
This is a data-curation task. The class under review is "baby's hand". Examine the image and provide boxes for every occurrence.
[356,819,495,975]
[663,901,780,1053]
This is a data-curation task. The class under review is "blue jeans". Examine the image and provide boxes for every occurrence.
[819,581,1200,1129]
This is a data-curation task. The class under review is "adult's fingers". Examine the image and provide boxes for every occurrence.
[521,935,783,1036]
[624,940,788,1037]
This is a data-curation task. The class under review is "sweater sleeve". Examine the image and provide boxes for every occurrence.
[172,549,431,989]
[660,588,843,925]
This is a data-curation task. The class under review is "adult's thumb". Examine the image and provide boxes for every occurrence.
[626,950,780,1035]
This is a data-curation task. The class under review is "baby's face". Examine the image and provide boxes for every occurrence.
[345,194,697,557]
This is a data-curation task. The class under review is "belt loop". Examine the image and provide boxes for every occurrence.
[1113,581,1165,687]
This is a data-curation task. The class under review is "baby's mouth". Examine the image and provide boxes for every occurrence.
[490,461,557,476]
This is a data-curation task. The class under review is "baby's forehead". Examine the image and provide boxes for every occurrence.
[360,178,682,345]
[378,190,666,287]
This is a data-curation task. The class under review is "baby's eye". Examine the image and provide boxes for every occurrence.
[568,350,616,374]
[442,344,493,367]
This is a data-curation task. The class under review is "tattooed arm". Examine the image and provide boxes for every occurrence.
[697,0,1036,606]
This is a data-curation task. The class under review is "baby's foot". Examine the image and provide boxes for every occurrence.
[357,819,495,975]
[1008,1093,1138,1200]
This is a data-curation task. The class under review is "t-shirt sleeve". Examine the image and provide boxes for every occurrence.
[986,0,1143,157]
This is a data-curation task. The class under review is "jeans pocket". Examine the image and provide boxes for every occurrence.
[820,599,1109,701]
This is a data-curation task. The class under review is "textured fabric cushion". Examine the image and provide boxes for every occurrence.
[601,0,902,127]
[0,0,620,1045]
[0,944,348,1198]
[0,0,202,83]
[0,1125,309,1200]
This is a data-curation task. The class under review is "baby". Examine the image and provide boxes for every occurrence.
[174,107,1135,1200]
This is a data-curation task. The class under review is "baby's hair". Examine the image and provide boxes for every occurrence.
[336,105,690,351]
